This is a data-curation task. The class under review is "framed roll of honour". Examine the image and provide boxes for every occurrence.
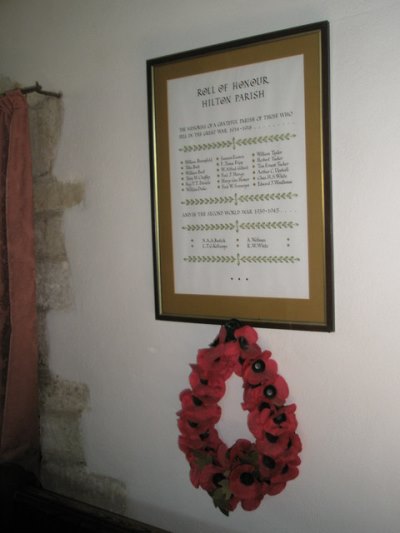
[147,21,334,331]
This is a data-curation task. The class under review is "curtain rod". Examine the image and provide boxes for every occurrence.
[21,82,62,98]
[1,82,62,99]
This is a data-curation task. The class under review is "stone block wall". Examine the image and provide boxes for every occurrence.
[0,77,126,514]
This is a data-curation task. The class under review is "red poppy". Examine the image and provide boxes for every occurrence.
[227,439,254,466]
[197,345,235,380]
[278,435,302,466]
[177,406,222,446]
[264,481,287,496]
[189,365,226,403]
[257,452,284,480]
[259,432,301,466]
[233,343,263,376]
[247,402,276,439]
[286,432,302,456]
[178,435,196,458]
[178,427,222,456]
[178,405,221,428]
[234,325,258,345]
[269,453,301,485]
[255,420,301,462]
[242,373,289,410]
[226,495,240,512]
[177,416,209,439]
[178,389,222,424]
[198,464,227,492]
[241,496,264,511]
[252,407,298,459]
[242,350,277,385]
[241,384,263,411]
[178,433,205,455]
[267,374,290,405]
[270,403,298,433]
[257,434,301,484]
[255,431,292,458]
[216,325,262,377]
[229,464,267,509]
[216,442,230,469]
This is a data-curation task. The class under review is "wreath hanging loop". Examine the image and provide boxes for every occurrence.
[177,321,302,515]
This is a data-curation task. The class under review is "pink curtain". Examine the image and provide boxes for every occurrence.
[0,89,39,474]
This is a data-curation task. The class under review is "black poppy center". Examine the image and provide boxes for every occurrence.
[188,421,198,428]
[252,359,265,373]
[212,473,225,487]
[264,385,277,399]
[262,455,276,469]
[281,464,289,474]
[265,432,279,443]
[199,431,209,441]
[239,472,254,486]
[239,337,249,350]
[274,413,287,425]
[192,396,203,406]
[200,378,208,385]
[258,402,271,412]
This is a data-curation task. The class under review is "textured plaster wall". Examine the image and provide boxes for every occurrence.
[1,1,400,532]
[30,92,127,514]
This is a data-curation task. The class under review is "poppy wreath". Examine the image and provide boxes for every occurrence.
[177,320,302,515]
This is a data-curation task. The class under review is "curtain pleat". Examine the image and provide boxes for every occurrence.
[0,90,39,473]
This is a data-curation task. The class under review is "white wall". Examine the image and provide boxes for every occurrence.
[1,1,400,531]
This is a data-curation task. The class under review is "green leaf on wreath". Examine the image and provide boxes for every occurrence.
[244,449,259,467]
[214,502,230,516]
[212,481,233,517]
[193,450,213,470]
[218,479,232,499]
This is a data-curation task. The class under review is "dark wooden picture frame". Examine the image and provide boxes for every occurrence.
[147,21,333,331]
